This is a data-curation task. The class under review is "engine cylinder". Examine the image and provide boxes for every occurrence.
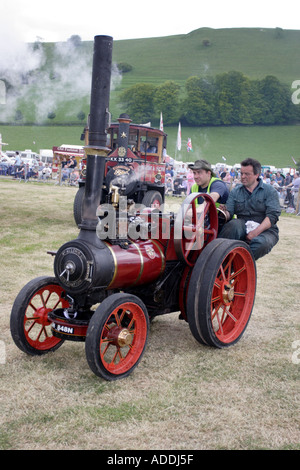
[54,237,115,294]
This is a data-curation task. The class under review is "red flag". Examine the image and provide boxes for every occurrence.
[187,137,193,152]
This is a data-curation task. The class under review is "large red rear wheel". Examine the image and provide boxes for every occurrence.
[85,293,149,380]
[10,276,69,355]
[187,239,256,347]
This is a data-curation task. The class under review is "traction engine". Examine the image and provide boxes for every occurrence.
[10,36,257,381]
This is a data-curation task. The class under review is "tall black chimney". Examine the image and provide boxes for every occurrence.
[80,35,113,230]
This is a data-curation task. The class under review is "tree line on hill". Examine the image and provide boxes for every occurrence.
[119,71,299,127]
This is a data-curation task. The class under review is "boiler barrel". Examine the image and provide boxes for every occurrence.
[105,240,165,289]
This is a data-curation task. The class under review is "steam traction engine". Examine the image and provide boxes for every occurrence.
[10,36,257,381]
[74,116,167,226]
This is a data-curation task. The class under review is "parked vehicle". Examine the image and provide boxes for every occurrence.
[73,115,167,225]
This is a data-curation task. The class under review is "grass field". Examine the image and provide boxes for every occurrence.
[1,123,300,169]
[0,178,299,450]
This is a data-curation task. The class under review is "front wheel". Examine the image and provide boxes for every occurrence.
[187,239,256,348]
[10,276,69,355]
[85,293,149,381]
[73,186,85,226]
[142,190,163,208]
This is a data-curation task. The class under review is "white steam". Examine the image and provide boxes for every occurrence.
[0,32,121,123]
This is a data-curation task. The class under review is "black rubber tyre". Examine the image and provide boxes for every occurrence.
[10,276,68,355]
[187,239,256,348]
[85,293,149,381]
[186,239,227,344]
[73,186,85,226]
[142,190,163,208]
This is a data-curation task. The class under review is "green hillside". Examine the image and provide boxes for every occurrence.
[1,28,300,124]
[113,27,300,86]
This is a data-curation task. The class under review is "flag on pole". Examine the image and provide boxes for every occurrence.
[187,137,193,152]
[177,122,181,151]
[160,112,164,131]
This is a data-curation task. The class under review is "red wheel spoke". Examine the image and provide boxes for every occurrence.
[215,307,225,336]
[26,319,38,333]
[212,293,222,303]
[219,265,227,282]
[224,306,238,323]
[229,265,246,281]
[127,317,135,330]
[222,253,236,279]
[43,291,51,305]
[28,301,37,312]
[111,349,118,363]
[40,293,46,308]
[211,302,222,320]
[234,291,246,297]
[52,297,63,310]
[39,325,49,340]
[214,278,222,289]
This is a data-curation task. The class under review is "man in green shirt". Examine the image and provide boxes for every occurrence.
[219,158,281,261]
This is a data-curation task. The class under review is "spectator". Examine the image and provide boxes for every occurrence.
[186,169,195,195]
[165,177,173,195]
[220,167,227,180]
[263,173,271,184]
[173,175,184,196]
[270,179,281,199]
[166,164,174,178]
[181,175,188,194]
[61,157,68,168]
[218,158,281,261]
[291,171,300,209]
[15,163,25,180]
[0,160,9,175]
[68,157,77,170]
[13,152,21,177]
[275,171,285,187]
[283,172,293,207]
[229,167,236,180]
[42,164,52,180]
[189,159,229,206]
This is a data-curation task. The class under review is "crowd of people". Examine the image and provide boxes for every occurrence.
[1,149,299,262]
[165,157,300,261]
[164,162,300,211]
[0,151,81,185]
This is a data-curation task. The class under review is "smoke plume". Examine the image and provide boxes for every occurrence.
[0,32,121,123]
